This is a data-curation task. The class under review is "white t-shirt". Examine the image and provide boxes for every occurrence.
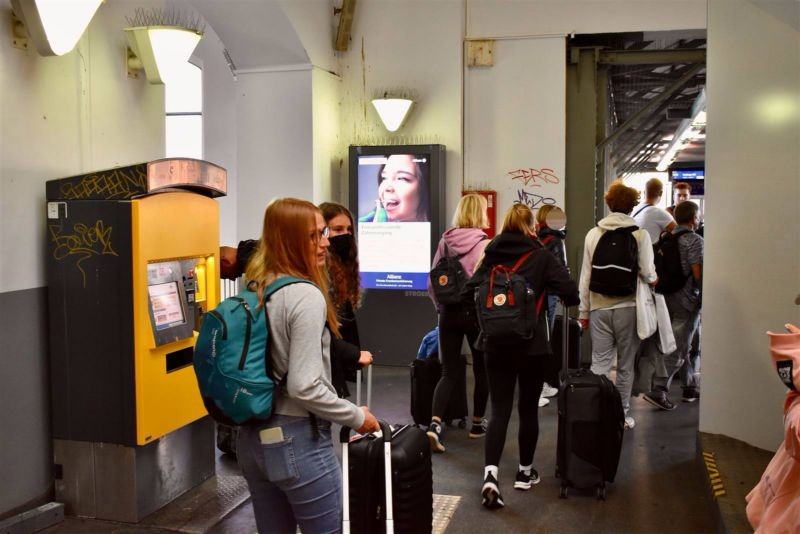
[632,203,675,242]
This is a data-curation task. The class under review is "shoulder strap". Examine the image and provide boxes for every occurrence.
[632,204,653,218]
[510,250,534,273]
[263,276,313,301]
[540,235,555,246]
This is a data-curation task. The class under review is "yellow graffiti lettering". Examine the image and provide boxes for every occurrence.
[49,220,119,287]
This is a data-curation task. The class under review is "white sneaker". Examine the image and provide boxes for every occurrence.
[541,383,559,398]
[624,416,635,430]
[538,396,550,408]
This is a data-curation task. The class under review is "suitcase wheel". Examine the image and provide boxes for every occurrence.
[559,485,568,499]
[457,418,467,429]
[596,485,606,501]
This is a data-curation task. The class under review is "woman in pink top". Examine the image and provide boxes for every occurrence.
[747,323,800,532]
[426,194,490,453]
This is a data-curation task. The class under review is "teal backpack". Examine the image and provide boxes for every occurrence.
[193,276,310,425]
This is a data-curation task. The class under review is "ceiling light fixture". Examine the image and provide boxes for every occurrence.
[124,8,204,85]
[10,0,103,55]
[371,95,414,132]
[656,89,706,172]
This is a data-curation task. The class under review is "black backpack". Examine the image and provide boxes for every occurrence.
[589,226,639,297]
[430,241,482,306]
[653,228,692,295]
[475,251,545,346]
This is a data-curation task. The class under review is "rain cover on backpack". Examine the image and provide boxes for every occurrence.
[193,277,310,425]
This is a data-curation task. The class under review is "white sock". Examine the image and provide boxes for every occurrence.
[519,463,532,475]
[484,465,498,480]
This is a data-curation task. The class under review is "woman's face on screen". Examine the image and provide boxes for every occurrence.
[378,155,421,222]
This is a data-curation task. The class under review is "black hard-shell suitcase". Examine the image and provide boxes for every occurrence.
[556,309,625,500]
[342,421,433,534]
[410,351,468,427]
[410,356,468,427]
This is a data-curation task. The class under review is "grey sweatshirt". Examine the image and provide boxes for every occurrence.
[266,282,365,430]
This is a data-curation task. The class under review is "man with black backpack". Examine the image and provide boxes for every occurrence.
[578,181,658,430]
[642,201,703,408]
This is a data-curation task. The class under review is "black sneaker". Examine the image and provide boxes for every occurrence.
[513,469,540,490]
[468,418,488,439]
[682,389,700,403]
[481,473,504,509]
[426,421,445,453]
[643,392,677,411]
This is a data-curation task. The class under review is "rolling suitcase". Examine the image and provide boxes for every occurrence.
[342,420,433,534]
[410,327,468,427]
[556,309,625,500]
[410,355,468,428]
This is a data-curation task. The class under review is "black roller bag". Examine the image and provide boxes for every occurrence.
[342,421,433,534]
[556,309,625,500]
[409,329,468,428]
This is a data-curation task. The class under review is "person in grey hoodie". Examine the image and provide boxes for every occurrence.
[578,181,658,431]
[238,198,379,534]
[426,194,491,453]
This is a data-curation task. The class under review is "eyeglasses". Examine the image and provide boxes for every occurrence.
[311,226,330,241]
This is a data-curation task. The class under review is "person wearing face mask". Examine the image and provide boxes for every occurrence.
[358,154,431,223]
[218,202,372,400]
[319,202,373,398]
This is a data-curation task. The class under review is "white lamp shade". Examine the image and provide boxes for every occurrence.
[371,98,414,132]
[11,0,103,56]
[125,26,202,85]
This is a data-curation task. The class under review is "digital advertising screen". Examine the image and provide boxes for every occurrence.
[148,281,186,330]
[671,169,704,181]
[355,153,433,290]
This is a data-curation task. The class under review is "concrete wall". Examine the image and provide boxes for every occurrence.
[701,0,800,450]
[235,68,314,237]
[0,0,167,515]
[312,68,344,203]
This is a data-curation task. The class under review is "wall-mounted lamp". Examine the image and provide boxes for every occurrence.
[124,8,203,85]
[10,0,102,55]
[371,96,414,132]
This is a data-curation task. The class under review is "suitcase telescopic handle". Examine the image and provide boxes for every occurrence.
[562,303,570,373]
[340,420,395,534]
[355,364,372,407]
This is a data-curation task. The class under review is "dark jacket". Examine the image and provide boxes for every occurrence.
[462,233,580,355]
[538,227,568,271]
[330,301,361,398]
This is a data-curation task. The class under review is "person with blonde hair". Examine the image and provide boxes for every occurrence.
[463,203,579,509]
[238,198,379,533]
[578,181,657,430]
[426,194,491,452]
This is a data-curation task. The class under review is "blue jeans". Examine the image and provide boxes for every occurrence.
[237,415,342,534]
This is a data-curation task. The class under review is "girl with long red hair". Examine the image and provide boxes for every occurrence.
[238,198,379,534]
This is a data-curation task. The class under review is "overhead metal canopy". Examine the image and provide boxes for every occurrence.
[569,30,707,175]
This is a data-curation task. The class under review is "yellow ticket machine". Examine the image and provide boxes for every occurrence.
[46,159,225,521]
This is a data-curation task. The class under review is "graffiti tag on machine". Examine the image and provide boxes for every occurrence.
[508,168,560,187]
[514,189,556,210]
[49,220,118,287]
[59,167,147,200]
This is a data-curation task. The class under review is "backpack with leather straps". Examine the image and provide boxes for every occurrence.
[589,226,640,297]
[653,228,693,295]
[475,251,546,346]
[430,239,485,306]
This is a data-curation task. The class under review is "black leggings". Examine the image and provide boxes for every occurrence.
[431,308,488,420]
[484,351,544,467]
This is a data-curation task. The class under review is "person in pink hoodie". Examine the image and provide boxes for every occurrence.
[747,323,800,532]
[426,194,491,452]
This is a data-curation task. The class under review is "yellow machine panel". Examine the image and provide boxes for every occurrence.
[132,192,219,445]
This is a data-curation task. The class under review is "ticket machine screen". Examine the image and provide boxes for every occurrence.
[148,282,186,330]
